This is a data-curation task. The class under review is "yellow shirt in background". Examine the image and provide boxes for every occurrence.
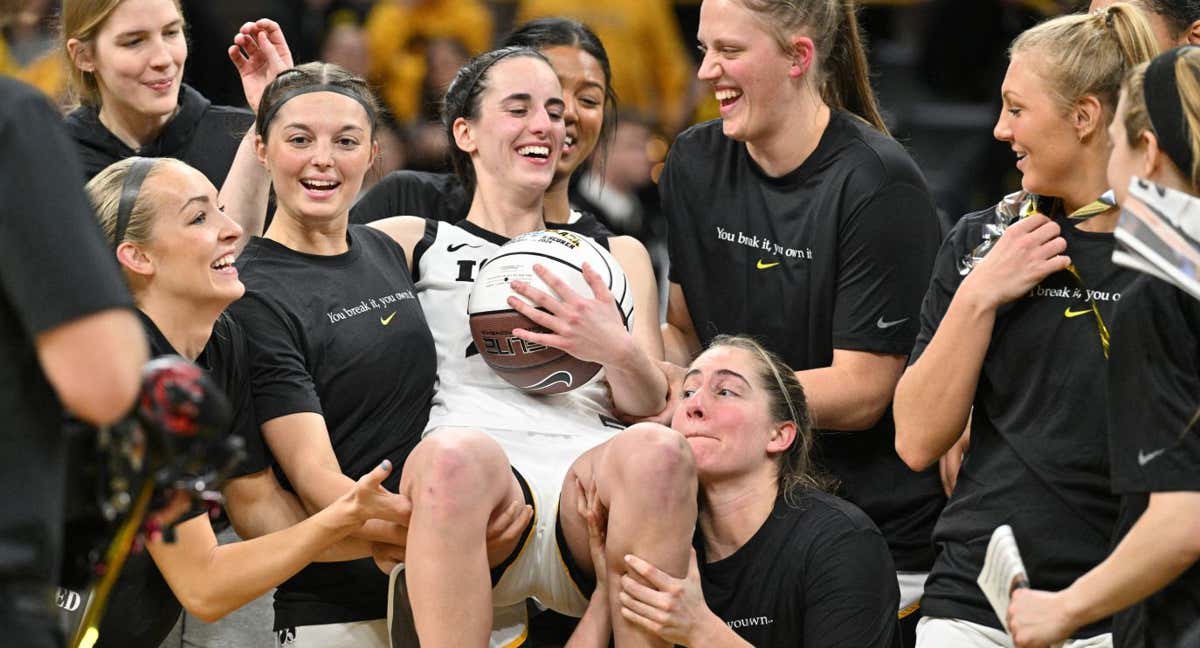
[366,0,495,123]
[517,0,693,134]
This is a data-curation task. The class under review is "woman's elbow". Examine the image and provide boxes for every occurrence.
[179,588,238,623]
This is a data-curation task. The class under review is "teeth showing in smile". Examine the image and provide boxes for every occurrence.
[564,135,576,148]
[518,145,550,159]
[211,254,235,270]
[715,89,742,102]
[301,179,339,190]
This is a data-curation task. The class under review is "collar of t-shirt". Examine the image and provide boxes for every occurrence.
[69,84,211,159]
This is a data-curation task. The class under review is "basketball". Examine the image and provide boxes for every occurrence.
[467,230,634,395]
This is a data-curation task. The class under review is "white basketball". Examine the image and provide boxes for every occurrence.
[468,229,634,328]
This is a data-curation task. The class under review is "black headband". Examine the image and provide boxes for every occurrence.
[113,157,156,250]
[1144,46,1198,175]
[257,83,375,138]
[449,47,541,127]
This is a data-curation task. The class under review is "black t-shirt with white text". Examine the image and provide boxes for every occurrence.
[912,204,1137,635]
[698,490,900,648]
[59,312,269,647]
[0,78,134,648]
[229,226,436,628]
[662,114,945,571]
[1106,275,1200,648]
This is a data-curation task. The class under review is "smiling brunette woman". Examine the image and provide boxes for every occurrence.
[892,5,1158,647]
[366,46,687,648]
[225,61,440,648]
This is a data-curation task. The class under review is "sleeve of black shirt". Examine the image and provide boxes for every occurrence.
[660,141,688,285]
[1108,277,1200,493]
[0,80,133,336]
[350,172,404,225]
[215,317,270,477]
[227,292,324,425]
[909,212,975,364]
[831,182,940,355]
[801,524,901,648]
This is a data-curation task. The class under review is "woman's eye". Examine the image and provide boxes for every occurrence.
[681,389,696,398]
[288,136,310,145]
[579,97,601,108]
[190,212,206,225]
[1007,108,1021,117]
[509,108,527,117]
[338,137,359,147]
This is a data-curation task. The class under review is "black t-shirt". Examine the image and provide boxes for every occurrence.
[1106,275,1200,648]
[228,225,437,628]
[662,113,945,571]
[64,84,252,187]
[350,169,613,239]
[0,78,134,648]
[58,311,270,647]
[698,490,901,648]
[912,204,1137,635]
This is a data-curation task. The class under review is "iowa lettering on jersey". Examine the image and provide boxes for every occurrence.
[456,258,489,283]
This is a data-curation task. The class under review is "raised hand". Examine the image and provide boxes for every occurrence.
[228,19,294,113]
[509,262,633,366]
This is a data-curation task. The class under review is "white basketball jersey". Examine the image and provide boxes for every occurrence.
[415,219,622,438]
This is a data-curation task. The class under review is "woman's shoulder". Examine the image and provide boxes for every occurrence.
[671,119,735,157]
[829,111,928,192]
[777,489,886,542]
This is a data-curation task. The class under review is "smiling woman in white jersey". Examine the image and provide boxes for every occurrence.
[367,46,693,648]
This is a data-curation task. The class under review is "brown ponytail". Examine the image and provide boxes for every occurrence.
[733,0,888,135]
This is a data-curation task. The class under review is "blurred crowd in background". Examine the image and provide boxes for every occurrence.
[2,0,1088,247]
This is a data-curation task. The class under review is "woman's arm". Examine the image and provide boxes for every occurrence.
[147,461,405,622]
[220,20,293,250]
[368,215,426,272]
[894,214,1069,470]
[663,282,702,367]
[1007,492,1200,648]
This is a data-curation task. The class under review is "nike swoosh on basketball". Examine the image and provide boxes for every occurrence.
[448,243,481,252]
[876,316,908,329]
[1064,307,1092,318]
[380,312,396,326]
[756,259,780,270]
[1138,447,1167,466]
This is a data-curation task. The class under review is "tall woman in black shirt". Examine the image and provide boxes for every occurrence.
[1006,45,1200,648]
[659,0,944,636]
[604,335,900,648]
[68,156,413,647]
[893,5,1158,646]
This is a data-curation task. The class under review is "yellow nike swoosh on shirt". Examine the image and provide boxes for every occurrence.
[380,312,397,326]
[756,260,780,270]
[1063,307,1093,318]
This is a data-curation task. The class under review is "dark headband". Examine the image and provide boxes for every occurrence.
[113,157,156,250]
[1144,46,1198,175]
[451,47,541,126]
[257,83,375,137]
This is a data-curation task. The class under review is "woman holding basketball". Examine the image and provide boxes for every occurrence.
[58,155,414,647]
[659,0,944,639]
[892,5,1157,646]
[366,47,692,647]
[1005,45,1200,648]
